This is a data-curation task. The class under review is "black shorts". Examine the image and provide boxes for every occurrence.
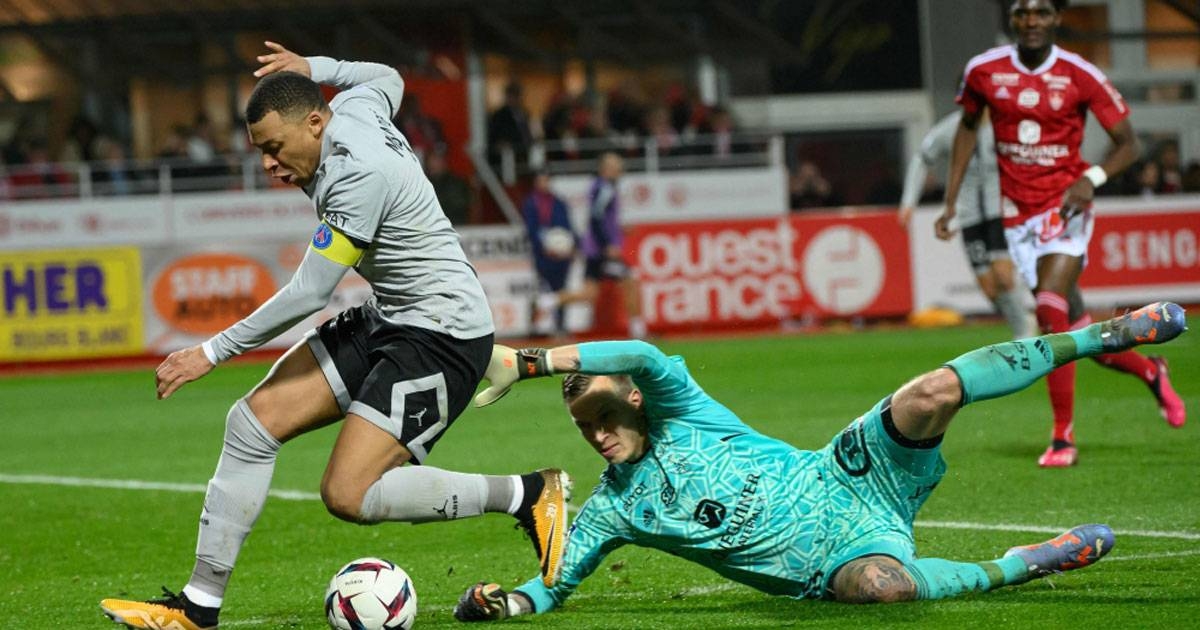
[584,256,631,281]
[960,216,1009,274]
[307,304,493,463]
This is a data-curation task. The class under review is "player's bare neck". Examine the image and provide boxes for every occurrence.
[1017,46,1050,71]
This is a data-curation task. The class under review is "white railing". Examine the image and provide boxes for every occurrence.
[488,131,785,184]
[0,154,267,200]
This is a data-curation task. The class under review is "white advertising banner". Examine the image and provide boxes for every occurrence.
[909,206,1004,315]
[0,190,315,250]
[551,166,788,226]
[457,225,538,338]
[0,197,170,250]
[910,195,1200,314]
[169,190,315,241]
[141,241,372,355]
[141,225,538,356]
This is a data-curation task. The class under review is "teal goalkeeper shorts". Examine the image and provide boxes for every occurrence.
[816,395,947,595]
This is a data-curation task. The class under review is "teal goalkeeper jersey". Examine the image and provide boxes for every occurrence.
[515,341,840,613]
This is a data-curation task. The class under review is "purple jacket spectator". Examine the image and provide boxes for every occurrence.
[583,176,622,260]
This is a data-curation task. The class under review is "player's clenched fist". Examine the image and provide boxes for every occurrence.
[454,582,510,622]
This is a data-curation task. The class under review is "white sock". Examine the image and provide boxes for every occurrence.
[359,467,520,523]
[188,399,280,603]
[505,476,524,515]
[182,585,222,608]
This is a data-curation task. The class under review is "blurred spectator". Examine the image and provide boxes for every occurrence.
[558,103,617,161]
[701,106,735,157]
[158,125,189,159]
[1183,161,1200,193]
[642,106,680,157]
[228,115,253,158]
[60,115,99,163]
[694,106,751,159]
[521,171,576,337]
[425,151,471,226]
[187,114,217,163]
[182,114,230,189]
[665,83,701,136]
[8,139,69,199]
[542,91,575,144]
[1135,160,1161,198]
[789,160,841,209]
[3,123,32,165]
[487,81,532,166]
[607,80,645,135]
[91,136,138,196]
[1155,140,1183,194]
[396,93,445,163]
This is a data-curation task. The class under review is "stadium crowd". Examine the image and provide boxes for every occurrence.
[3,75,1198,215]
[487,79,749,164]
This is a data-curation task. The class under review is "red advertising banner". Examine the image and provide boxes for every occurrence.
[1084,209,1200,288]
[627,211,912,333]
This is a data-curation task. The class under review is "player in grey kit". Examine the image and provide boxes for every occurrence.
[100,42,569,630]
[899,110,1032,339]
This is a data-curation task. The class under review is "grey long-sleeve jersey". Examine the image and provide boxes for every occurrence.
[203,57,493,364]
[899,111,1000,226]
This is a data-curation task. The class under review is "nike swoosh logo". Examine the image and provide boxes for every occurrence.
[541,519,557,575]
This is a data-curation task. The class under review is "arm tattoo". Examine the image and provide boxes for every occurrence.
[833,557,918,604]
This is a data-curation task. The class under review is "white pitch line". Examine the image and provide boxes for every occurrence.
[3,474,1199,542]
[1105,549,1200,563]
[916,519,1200,541]
[222,554,1200,626]
[0,473,321,502]
[416,583,744,614]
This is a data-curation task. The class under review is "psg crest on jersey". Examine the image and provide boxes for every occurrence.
[313,223,334,250]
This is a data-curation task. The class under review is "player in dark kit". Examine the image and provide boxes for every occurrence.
[100,42,568,630]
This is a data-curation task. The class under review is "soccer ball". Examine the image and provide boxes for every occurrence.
[541,226,575,258]
[325,557,418,630]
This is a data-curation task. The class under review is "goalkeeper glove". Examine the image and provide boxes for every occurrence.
[453,582,509,622]
[473,345,553,407]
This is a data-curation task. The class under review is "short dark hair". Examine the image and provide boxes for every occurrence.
[245,71,326,124]
[1010,0,1068,12]
[562,373,595,403]
[562,373,634,403]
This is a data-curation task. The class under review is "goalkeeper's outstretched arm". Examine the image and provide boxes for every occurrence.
[475,340,692,407]
[454,499,625,621]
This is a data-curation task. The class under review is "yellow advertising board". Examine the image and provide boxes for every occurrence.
[0,247,144,361]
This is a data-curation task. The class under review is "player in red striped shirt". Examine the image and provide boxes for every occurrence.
[938,0,1185,467]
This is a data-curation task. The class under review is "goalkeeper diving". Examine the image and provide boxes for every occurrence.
[454,302,1187,620]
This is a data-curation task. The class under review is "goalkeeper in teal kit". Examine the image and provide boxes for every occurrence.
[454,302,1187,620]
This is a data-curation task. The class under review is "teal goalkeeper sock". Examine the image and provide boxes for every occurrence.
[945,325,1105,406]
[905,556,1028,600]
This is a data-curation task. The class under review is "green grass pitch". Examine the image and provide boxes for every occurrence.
[1,322,1197,629]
